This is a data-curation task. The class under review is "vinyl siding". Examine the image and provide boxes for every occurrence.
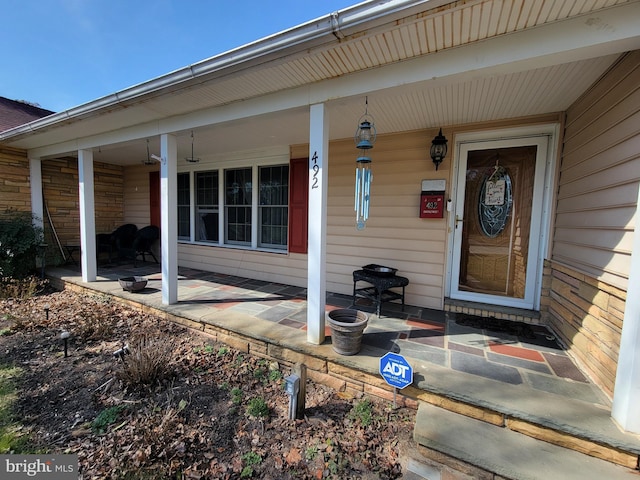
[123,164,155,228]
[149,115,559,310]
[543,50,640,397]
[325,130,448,309]
[147,130,448,309]
[553,51,640,290]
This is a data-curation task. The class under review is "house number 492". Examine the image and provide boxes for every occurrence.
[311,151,319,189]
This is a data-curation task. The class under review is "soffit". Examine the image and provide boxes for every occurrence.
[128,0,634,119]
[1,0,635,160]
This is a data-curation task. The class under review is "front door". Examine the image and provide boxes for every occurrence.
[450,136,548,309]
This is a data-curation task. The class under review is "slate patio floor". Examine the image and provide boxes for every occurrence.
[50,260,609,408]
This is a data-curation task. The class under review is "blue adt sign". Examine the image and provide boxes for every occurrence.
[379,352,413,389]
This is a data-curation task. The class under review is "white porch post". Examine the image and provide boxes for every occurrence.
[307,103,329,344]
[160,133,178,305]
[29,158,44,231]
[612,185,640,433]
[78,150,97,282]
[29,158,45,273]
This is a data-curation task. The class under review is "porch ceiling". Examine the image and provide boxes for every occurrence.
[2,0,638,165]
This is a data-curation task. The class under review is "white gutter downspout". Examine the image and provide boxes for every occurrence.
[331,12,345,40]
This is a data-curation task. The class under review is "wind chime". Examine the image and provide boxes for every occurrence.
[354,98,376,230]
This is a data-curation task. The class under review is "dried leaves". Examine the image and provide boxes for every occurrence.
[0,289,415,479]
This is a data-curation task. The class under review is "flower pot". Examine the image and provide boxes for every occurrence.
[327,309,368,356]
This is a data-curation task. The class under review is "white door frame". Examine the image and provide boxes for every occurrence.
[446,124,559,310]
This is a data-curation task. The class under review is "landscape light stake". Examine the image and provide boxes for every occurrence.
[284,374,300,420]
[44,304,50,321]
[60,331,70,357]
[113,344,130,362]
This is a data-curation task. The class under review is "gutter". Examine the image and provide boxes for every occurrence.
[0,0,451,143]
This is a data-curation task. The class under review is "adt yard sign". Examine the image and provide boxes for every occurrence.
[379,352,413,389]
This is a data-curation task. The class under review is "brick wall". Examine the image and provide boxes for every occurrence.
[541,260,625,399]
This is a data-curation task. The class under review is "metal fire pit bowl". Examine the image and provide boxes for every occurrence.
[118,276,148,292]
[362,264,398,277]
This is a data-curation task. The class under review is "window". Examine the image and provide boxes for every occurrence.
[196,171,219,242]
[225,168,252,246]
[178,161,301,252]
[259,165,289,249]
[177,173,190,240]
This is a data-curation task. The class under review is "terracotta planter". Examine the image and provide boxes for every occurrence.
[327,309,368,356]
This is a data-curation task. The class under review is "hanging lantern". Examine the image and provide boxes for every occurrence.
[354,99,376,230]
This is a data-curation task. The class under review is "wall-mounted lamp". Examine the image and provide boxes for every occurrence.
[430,128,448,171]
[185,131,200,163]
[354,98,376,230]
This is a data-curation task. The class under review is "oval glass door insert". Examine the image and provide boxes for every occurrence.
[478,168,512,238]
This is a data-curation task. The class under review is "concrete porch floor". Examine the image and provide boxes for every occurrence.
[45,261,640,476]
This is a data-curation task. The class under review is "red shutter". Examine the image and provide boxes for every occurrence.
[149,171,160,227]
[288,158,309,254]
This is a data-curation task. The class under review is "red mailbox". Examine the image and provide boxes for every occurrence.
[420,180,446,219]
[420,192,445,218]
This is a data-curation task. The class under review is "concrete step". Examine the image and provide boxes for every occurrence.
[412,402,638,480]
[409,360,640,469]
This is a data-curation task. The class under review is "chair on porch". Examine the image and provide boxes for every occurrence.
[96,233,114,264]
[131,225,160,267]
[96,224,138,264]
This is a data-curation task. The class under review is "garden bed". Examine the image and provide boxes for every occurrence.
[0,286,415,479]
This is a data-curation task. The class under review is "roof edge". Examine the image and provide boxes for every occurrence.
[0,0,447,143]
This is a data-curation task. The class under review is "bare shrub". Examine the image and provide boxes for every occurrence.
[116,333,176,391]
[0,276,47,300]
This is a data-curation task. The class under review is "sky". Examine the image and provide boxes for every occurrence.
[1,0,360,113]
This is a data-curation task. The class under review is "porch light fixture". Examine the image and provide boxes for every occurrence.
[185,131,200,163]
[354,98,376,230]
[430,128,448,170]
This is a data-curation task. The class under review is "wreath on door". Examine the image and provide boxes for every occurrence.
[477,165,512,238]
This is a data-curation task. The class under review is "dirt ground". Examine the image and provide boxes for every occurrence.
[0,284,416,479]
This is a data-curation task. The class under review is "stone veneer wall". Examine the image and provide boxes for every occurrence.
[541,259,626,399]
[0,147,31,213]
[0,151,125,266]
[41,158,125,264]
[42,158,125,243]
